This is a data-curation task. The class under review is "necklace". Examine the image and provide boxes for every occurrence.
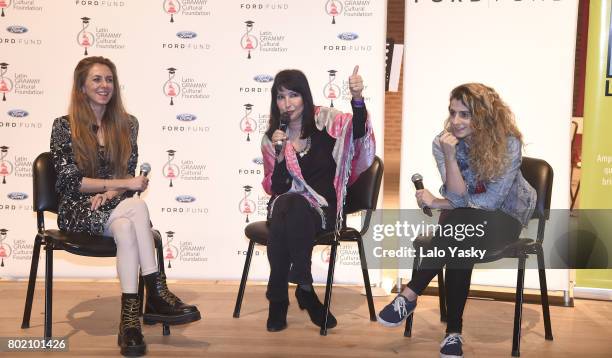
[297,136,312,158]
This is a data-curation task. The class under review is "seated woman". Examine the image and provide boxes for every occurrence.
[261,66,375,332]
[377,83,536,358]
[50,56,200,357]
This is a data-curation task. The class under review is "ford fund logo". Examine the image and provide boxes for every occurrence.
[176,113,197,122]
[7,109,29,118]
[337,32,358,41]
[6,26,28,34]
[7,192,28,200]
[176,31,197,39]
[253,74,274,83]
[175,195,196,203]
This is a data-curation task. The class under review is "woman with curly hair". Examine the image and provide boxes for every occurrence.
[377,83,536,358]
[50,56,200,357]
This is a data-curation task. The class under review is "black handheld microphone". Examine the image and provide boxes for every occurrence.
[411,173,433,217]
[137,163,151,196]
[275,113,291,156]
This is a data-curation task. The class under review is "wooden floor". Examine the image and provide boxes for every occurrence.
[1,281,611,357]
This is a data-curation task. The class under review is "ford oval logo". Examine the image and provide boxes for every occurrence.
[176,31,197,39]
[8,192,29,200]
[337,32,358,41]
[8,109,29,118]
[176,113,197,122]
[252,157,264,165]
[6,25,28,34]
[175,195,196,203]
[253,74,274,83]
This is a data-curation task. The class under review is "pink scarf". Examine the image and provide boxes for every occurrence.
[261,106,375,232]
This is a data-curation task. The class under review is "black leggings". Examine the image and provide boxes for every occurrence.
[266,193,334,302]
[407,208,522,333]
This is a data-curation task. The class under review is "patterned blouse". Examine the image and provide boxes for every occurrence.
[50,115,138,235]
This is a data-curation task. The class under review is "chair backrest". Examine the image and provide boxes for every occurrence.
[520,157,553,220]
[32,152,60,214]
[344,156,384,215]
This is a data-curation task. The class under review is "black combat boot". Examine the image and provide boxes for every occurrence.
[142,272,201,325]
[295,285,337,328]
[118,293,146,357]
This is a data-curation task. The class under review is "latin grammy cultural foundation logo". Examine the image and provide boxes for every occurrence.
[164,230,179,268]
[323,69,341,107]
[0,63,14,101]
[325,0,343,24]
[77,17,95,55]
[320,245,360,266]
[241,20,258,59]
[239,185,257,223]
[164,0,181,22]
[163,67,180,105]
[0,146,14,184]
[162,149,180,187]
[240,103,257,141]
[0,0,11,17]
[0,228,12,267]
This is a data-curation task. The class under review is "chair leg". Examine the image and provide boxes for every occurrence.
[233,240,255,318]
[21,235,42,329]
[44,244,54,340]
[404,255,419,337]
[320,242,338,336]
[537,248,553,341]
[137,274,144,316]
[154,233,166,276]
[512,257,526,357]
[438,269,447,322]
[152,237,170,336]
[357,238,376,321]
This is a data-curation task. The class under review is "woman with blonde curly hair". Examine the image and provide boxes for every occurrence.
[377,83,536,358]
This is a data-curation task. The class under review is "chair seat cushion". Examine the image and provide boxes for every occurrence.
[44,229,163,257]
[244,221,362,246]
[44,229,117,257]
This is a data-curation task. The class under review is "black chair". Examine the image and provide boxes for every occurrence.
[21,152,170,339]
[233,156,384,336]
[404,156,554,357]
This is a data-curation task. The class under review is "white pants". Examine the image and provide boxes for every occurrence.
[103,197,158,293]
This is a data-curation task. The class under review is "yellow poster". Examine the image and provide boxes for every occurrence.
[578,0,612,289]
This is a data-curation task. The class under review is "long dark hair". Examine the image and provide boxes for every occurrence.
[265,69,316,139]
[68,56,131,178]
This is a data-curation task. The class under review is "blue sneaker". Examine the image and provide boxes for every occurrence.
[376,294,416,327]
[440,333,464,358]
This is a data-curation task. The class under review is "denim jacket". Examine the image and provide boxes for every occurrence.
[432,135,536,227]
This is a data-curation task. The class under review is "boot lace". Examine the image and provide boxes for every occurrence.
[121,298,141,329]
[392,296,408,320]
[157,273,179,305]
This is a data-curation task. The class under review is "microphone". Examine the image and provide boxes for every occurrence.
[411,173,433,217]
[137,163,151,196]
[275,113,290,156]
[139,162,151,177]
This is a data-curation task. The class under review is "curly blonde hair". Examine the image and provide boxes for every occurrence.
[446,83,523,181]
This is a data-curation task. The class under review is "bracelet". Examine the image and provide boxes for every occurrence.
[351,98,365,107]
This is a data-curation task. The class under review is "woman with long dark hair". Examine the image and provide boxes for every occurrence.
[377,83,536,358]
[50,56,200,356]
[261,66,376,332]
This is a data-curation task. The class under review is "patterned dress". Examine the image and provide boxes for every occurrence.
[50,115,138,235]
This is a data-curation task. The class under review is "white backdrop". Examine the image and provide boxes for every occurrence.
[400,0,578,292]
[0,0,386,284]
